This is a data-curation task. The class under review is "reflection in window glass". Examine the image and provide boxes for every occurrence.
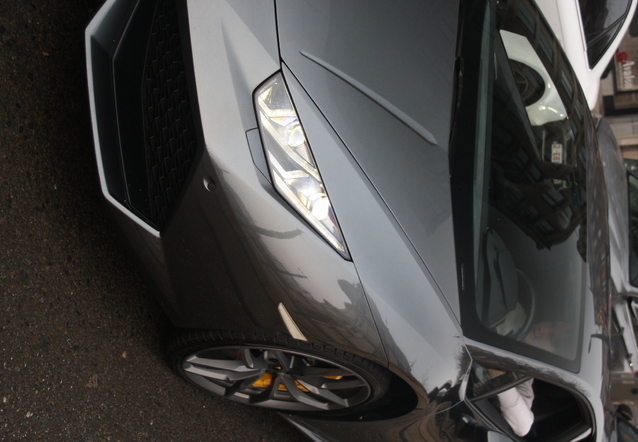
[618,419,638,441]
[475,8,584,361]
[578,0,631,67]
[452,0,595,371]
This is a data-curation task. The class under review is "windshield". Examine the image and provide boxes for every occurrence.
[451,0,596,371]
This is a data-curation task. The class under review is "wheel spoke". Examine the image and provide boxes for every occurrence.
[186,356,245,371]
[184,363,264,382]
[224,375,263,398]
[316,378,367,390]
[269,376,286,400]
[295,378,348,407]
[281,375,332,410]
[241,348,256,369]
[247,378,281,405]
[273,351,292,371]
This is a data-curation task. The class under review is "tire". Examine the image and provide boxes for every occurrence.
[510,60,545,107]
[166,329,391,414]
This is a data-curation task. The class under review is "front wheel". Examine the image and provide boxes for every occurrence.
[167,330,391,413]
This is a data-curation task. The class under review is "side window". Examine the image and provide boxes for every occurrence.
[586,21,623,67]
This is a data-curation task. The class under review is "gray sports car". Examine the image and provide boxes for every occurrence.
[86,0,630,439]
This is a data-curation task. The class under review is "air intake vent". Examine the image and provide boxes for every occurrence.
[141,0,197,229]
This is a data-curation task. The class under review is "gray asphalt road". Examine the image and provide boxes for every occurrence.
[0,1,303,440]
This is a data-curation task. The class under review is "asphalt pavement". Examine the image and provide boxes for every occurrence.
[0,1,303,440]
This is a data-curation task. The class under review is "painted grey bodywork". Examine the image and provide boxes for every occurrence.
[87,0,469,399]
[86,0,619,439]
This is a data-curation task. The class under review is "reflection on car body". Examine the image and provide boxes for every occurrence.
[86,0,636,439]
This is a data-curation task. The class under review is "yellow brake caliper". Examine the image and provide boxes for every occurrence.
[251,373,308,391]
[242,353,343,392]
[252,373,343,392]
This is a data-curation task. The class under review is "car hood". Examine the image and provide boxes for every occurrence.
[276,0,461,317]
[274,0,469,405]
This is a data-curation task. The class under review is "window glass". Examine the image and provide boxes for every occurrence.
[578,0,631,67]
[452,0,595,371]
[618,419,638,441]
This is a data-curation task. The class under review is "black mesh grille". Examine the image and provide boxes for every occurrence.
[142,0,197,229]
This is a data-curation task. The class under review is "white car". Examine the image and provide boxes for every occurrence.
[536,0,637,109]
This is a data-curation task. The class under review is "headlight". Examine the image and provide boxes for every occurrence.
[255,72,350,259]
